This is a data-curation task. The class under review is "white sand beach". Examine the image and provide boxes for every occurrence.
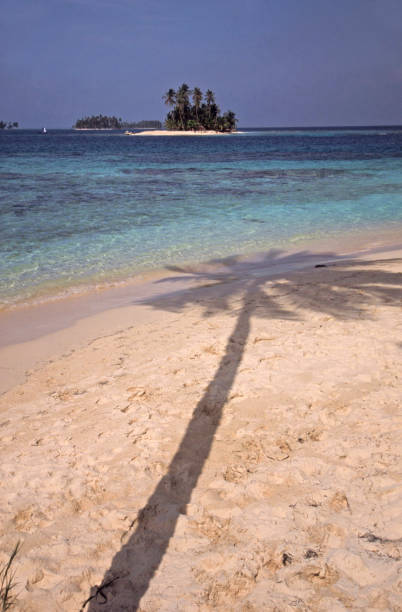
[126,130,237,136]
[0,243,401,611]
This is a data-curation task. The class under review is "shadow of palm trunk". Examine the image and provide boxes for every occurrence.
[86,296,252,611]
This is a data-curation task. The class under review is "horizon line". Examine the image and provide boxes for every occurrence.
[3,123,402,131]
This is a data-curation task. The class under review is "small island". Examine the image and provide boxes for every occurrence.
[162,84,237,133]
[126,84,237,136]
[73,115,122,129]
[73,115,162,130]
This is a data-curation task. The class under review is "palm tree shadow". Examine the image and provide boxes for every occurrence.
[85,249,402,611]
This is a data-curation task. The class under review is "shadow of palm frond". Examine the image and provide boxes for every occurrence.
[85,249,402,611]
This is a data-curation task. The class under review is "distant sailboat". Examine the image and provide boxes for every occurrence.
[42,127,47,134]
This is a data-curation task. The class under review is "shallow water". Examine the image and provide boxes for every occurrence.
[1,126,402,305]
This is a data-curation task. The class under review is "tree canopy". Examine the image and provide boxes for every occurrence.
[73,116,162,129]
[163,84,237,132]
[73,115,123,129]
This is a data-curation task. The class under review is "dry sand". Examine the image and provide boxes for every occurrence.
[127,130,236,136]
[0,248,401,611]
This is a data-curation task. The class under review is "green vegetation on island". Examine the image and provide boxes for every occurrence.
[163,84,237,132]
[73,115,123,129]
[122,120,162,129]
[0,121,18,129]
[73,115,162,129]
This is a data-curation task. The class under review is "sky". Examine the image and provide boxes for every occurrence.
[1,0,401,128]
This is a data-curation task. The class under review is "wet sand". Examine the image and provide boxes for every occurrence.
[0,241,401,610]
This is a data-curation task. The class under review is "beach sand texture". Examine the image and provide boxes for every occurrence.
[0,252,401,611]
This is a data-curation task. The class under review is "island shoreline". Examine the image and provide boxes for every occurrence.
[125,129,240,136]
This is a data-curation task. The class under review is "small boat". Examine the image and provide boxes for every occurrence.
[42,127,47,134]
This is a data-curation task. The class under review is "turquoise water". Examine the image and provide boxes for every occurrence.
[1,127,402,305]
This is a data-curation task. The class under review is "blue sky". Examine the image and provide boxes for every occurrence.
[1,0,401,127]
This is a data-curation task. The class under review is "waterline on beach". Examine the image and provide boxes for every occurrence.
[0,221,401,311]
[1,127,402,307]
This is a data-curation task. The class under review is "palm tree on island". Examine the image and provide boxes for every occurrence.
[162,88,176,109]
[192,87,203,123]
[163,83,237,132]
[176,83,191,130]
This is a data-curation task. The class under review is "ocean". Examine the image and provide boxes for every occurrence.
[1,126,402,307]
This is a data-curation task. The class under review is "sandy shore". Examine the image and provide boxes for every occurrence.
[0,245,401,610]
[127,130,237,136]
